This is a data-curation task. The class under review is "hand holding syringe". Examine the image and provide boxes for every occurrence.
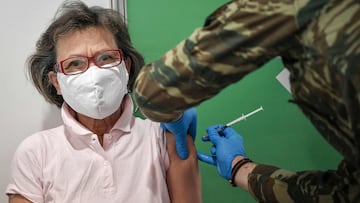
[202,106,264,139]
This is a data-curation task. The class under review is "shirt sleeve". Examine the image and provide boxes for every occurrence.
[153,122,170,170]
[133,0,321,122]
[248,160,359,202]
[6,136,44,203]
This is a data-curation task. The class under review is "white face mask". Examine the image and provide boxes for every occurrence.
[57,62,129,119]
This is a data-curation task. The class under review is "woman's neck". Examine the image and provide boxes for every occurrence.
[75,102,124,136]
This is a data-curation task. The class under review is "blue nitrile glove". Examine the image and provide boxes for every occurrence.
[197,125,246,180]
[161,108,197,159]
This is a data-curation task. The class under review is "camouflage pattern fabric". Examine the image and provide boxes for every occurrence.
[134,0,360,202]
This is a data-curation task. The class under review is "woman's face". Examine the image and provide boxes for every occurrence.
[50,26,130,95]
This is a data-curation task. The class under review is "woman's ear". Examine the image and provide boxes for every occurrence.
[48,71,62,95]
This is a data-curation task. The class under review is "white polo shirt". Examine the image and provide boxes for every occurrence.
[6,96,170,203]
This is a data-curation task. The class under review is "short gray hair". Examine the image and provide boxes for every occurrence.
[27,0,144,107]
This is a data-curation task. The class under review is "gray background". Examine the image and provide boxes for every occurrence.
[0,1,112,202]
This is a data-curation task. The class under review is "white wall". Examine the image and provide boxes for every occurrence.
[0,1,115,202]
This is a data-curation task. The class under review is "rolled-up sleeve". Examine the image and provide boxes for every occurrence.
[6,137,44,203]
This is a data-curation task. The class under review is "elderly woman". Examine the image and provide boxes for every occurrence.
[6,1,201,203]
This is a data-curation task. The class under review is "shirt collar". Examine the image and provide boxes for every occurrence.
[111,95,133,134]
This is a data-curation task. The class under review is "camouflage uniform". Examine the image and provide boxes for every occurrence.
[134,0,360,202]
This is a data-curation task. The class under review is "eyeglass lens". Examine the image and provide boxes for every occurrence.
[61,50,121,74]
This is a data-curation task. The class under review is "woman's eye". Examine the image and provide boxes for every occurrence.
[68,60,81,68]
[63,58,86,70]
[98,54,114,62]
[96,51,120,66]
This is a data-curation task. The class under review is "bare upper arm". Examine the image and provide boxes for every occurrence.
[165,131,202,203]
[8,194,32,203]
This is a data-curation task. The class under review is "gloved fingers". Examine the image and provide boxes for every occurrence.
[171,108,197,141]
[188,116,197,141]
[197,152,217,166]
[206,125,222,133]
[160,109,198,159]
[222,126,243,141]
[185,108,197,120]
[206,124,223,144]
[164,108,195,129]
[215,124,226,131]
[184,108,197,141]
[175,131,189,159]
[210,145,216,155]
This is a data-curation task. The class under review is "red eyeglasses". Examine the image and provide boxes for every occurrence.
[54,49,123,75]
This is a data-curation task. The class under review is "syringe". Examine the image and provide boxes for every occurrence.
[203,106,264,138]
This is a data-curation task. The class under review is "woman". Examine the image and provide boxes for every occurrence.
[6,1,201,202]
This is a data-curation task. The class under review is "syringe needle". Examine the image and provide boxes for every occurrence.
[225,106,263,127]
[203,106,264,139]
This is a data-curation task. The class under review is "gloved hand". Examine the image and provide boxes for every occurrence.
[161,108,197,159]
[197,125,246,180]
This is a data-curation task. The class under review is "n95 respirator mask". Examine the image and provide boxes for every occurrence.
[57,62,129,119]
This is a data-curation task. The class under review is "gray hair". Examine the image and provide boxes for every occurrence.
[27,0,144,107]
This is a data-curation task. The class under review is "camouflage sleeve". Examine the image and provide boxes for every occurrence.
[133,0,327,122]
[248,160,360,202]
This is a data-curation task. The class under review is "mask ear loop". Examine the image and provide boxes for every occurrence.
[122,55,136,112]
[129,90,140,114]
[125,76,135,112]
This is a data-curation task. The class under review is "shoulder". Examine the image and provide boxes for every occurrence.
[14,126,65,158]
[133,116,162,133]
[132,117,167,150]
